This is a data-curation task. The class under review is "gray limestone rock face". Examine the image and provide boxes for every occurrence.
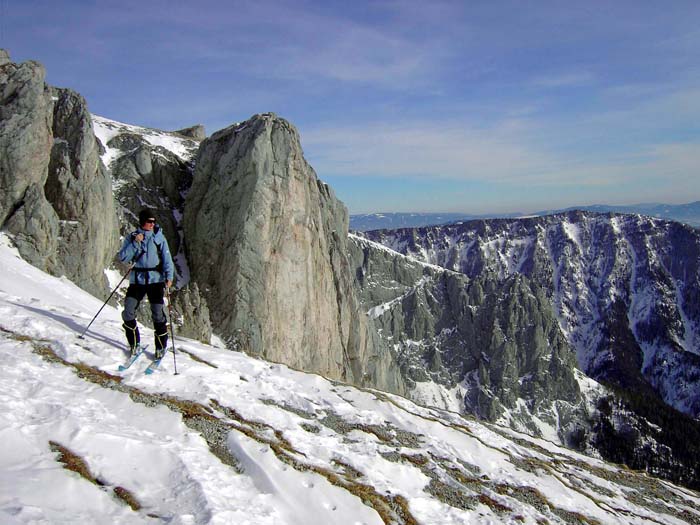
[46,87,118,298]
[174,125,206,140]
[4,184,59,271]
[0,55,53,231]
[170,282,212,343]
[0,53,118,299]
[184,113,404,394]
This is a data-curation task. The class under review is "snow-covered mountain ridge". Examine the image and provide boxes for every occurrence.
[363,211,700,418]
[357,212,700,489]
[92,115,200,168]
[2,234,700,524]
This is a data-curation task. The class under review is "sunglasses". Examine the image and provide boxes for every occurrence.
[144,219,156,224]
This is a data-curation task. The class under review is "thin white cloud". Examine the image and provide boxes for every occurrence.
[303,120,555,182]
[303,100,700,199]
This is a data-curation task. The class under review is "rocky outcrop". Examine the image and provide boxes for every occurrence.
[0,51,117,297]
[170,282,212,343]
[174,125,206,140]
[184,113,404,393]
[0,53,55,268]
[46,87,118,297]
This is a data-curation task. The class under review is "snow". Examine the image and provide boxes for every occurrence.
[0,233,699,524]
[561,221,582,251]
[410,381,465,414]
[350,233,449,273]
[91,114,198,168]
[367,276,431,319]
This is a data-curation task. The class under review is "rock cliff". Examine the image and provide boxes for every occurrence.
[364,212,700,418]
[349,235,586,443]
[184,114,404,393]
[0,50,117,298]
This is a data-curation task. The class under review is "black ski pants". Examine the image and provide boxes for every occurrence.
[122,282,167,325]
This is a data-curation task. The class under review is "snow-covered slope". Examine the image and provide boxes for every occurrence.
[1,234,699,524]
[92,115,200,168]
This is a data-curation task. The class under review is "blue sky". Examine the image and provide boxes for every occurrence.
[4,0,700,214]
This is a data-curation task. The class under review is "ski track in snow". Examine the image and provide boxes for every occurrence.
[1,233,699,524]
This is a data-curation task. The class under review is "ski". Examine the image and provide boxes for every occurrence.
[144,351,167,375]
[118,344,148,371]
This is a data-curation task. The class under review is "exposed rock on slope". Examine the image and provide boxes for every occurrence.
[47,88,118,297]
[185,114,404,393]
[0,50,117,298]
[174,124,206,140]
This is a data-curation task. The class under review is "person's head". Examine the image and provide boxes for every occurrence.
[138,208,156,230]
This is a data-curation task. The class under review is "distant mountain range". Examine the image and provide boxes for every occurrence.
[350,201,700,231]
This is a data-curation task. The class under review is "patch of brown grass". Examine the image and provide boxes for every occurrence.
[479,493,512,513]
[113,486,142,511]
[50,441,100,485]
[50,441,143,512]
[33,344,123,384]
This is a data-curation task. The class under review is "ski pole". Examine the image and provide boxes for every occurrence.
[79,263,134,339]
[165,286,179,375]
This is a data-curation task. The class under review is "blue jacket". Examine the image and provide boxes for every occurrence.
[118,225,175,285]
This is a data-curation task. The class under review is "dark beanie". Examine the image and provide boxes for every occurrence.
[138,208,156,226]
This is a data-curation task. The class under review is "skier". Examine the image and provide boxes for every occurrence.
[118,208,175,359]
